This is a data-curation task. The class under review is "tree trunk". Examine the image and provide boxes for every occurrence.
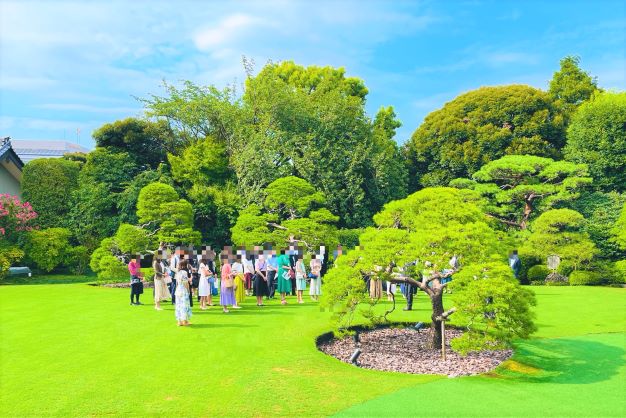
[429,290,444,349]
[520,197,533,229]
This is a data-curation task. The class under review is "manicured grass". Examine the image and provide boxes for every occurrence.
[1,272,95,285]
[0,284,623,417]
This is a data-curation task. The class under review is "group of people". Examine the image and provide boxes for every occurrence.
[128,244,327,326]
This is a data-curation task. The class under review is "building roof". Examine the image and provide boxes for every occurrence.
[0,137,24,170]
[11,139,90,163]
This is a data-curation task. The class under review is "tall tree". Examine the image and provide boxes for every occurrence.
[21,158,80,229]
[407,85,567,189]
[564,92,626,192]
[92,117,178,169]
[69,148,140,248]
[549,56,599,109]
[450,155,592,229]
[322,187,535,353]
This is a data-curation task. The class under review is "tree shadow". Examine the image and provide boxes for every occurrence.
[499,335,624,384]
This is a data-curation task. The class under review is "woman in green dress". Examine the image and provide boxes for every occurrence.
[276,250,292,305]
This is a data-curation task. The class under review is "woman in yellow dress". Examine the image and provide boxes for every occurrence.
[232,255,245,306]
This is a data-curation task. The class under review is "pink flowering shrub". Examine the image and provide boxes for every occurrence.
[0,194,38,243]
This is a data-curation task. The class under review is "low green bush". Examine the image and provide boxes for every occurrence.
[557,261,575,277]
[97,255,128,281]
[569,270,602,286]
[614,260,626,284]
[527,265,550,282]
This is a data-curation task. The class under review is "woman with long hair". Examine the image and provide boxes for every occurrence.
[174,259,192,326]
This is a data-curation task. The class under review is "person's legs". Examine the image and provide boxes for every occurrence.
[404,285,413,311]
[130,289,134,305]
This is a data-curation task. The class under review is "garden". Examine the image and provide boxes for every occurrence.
[1,56,625,417]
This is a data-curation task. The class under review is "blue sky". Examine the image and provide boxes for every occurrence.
[1,0,624,149]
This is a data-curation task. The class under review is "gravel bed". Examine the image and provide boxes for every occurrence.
[318,327,512,377]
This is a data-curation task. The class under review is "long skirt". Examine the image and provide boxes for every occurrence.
[277,272,292,294]
[309,276,322,296]
[220,286,236,306]
[198,276,210,297]
[154,277,171,302]
[253,273,268,297]
[175,285,192,321]
[235,274,245,304]
[296,274,307,291]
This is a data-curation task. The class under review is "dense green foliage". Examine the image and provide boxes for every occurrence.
[407,85,567,188]
[451,155,591,229]
[527,265,550,282]
[613,202,626,250]
[92,117,178,169]
[231,176,339,249]
[522,209,598,270]
[549,56,599,111]
[144,62,407,228]
[21,158,80,229]
[564,92,626,192]
[568,270,602,286]
[23,228,73,272]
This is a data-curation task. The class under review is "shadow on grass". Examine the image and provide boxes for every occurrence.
[499,336,624,384]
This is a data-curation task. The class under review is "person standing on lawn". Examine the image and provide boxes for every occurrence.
[253,251,268,306]
[128,254,144,306]
[174,259,192,326]
[309,249,323,301]
[276,249,292,305]
[266,248,278,299]
[232,254,245,306]
[295,252,307,304]
[220,253,237,313]
[152,250,171,310]
[198,256,212,310]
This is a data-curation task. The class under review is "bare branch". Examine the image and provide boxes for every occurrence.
[435,307,457,321]
[266,222,288,230]
[485,213,522,228]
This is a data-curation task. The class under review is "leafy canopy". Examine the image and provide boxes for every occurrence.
[407,85,566,188]
[564,92,626,192]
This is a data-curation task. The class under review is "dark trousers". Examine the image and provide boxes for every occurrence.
[169,280,176,304]
[267,270,276,298]
[405,284,415,310]
[291,277,296,295]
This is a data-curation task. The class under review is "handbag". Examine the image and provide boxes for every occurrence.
[288,269,296,279]
[223,277,234,289]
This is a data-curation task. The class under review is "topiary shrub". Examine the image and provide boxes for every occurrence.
[557,261,575,277]
[97,255,128,281]
[569,270,602,286]
[527,265,550,283]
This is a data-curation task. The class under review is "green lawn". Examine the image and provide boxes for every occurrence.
[0,284,624,417]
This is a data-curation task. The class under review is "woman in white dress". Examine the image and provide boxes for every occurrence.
[198,257,211,310]
[174,260,192,326]
[309,255,322,301]
[152,250,171,310]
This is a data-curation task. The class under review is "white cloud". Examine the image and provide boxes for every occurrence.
[193,13,273,51]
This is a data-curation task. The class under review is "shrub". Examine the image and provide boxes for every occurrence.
[140,267,154,281]
[24,228,72,272]
[517,253,541,284]
[0,244,24,280]
[97,255,128,281]
[527,265,550,282]
[614,260,626,284]
[65,246,90,275]
[569,270,602,286]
